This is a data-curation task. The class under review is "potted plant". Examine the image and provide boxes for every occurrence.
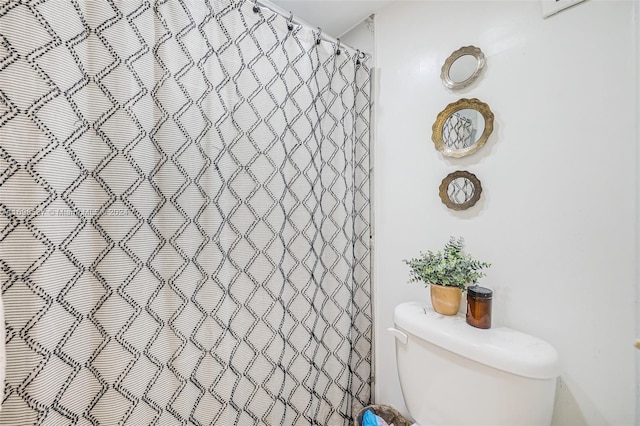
[403,237,491,315]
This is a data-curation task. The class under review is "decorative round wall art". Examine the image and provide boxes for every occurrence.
[431,98,494,158]
[438,170,482,210]
[440,45,486,90]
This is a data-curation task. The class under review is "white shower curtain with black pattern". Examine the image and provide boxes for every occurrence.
[0,0,372,425]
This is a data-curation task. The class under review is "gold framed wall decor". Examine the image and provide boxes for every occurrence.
[432,98,494,158]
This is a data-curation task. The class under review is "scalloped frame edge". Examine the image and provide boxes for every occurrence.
[431,98,494,158]
[440,45,486,90]
[438,170,483,211]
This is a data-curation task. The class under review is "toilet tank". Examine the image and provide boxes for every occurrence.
[392,302,560,426]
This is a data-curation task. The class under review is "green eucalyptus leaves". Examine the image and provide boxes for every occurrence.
[404,237,491,290]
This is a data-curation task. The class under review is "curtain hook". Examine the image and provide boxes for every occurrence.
[335,38,341,55]
[356,49,361,65]
[287,11,294,31]
[315,27,322,45]
[252,0,259,13]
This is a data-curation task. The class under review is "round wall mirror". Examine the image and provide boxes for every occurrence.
[440,46,485,90]
[438,170,482,210]
[448,55,478,84]
[432,98,494,158]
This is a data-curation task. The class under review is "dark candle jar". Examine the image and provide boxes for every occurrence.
[466,285,492,329]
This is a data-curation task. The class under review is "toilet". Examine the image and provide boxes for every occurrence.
[389,302,560,426]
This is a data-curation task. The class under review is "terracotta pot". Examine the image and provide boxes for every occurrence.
[430,284,462,315]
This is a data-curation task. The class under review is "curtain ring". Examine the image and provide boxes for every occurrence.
[335,38,341,55]
[287,11,294,31]
[315,27,322,45]
[252,0,259,13]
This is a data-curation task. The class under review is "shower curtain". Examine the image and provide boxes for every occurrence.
[0,0,372,424]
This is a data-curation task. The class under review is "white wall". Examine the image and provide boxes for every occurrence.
[340,16,375,62]
[374,1,638,425]
[635,1,640,424]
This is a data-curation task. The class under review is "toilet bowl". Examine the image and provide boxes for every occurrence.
[389,302,560,426]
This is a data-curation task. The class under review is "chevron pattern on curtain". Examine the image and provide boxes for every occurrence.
[0,0,371,424]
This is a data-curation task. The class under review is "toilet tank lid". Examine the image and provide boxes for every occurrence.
[394,302,560,379]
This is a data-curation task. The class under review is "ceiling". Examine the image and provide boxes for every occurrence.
[268,0,393,37]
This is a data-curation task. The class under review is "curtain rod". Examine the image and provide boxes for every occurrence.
[247,0,370,61]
